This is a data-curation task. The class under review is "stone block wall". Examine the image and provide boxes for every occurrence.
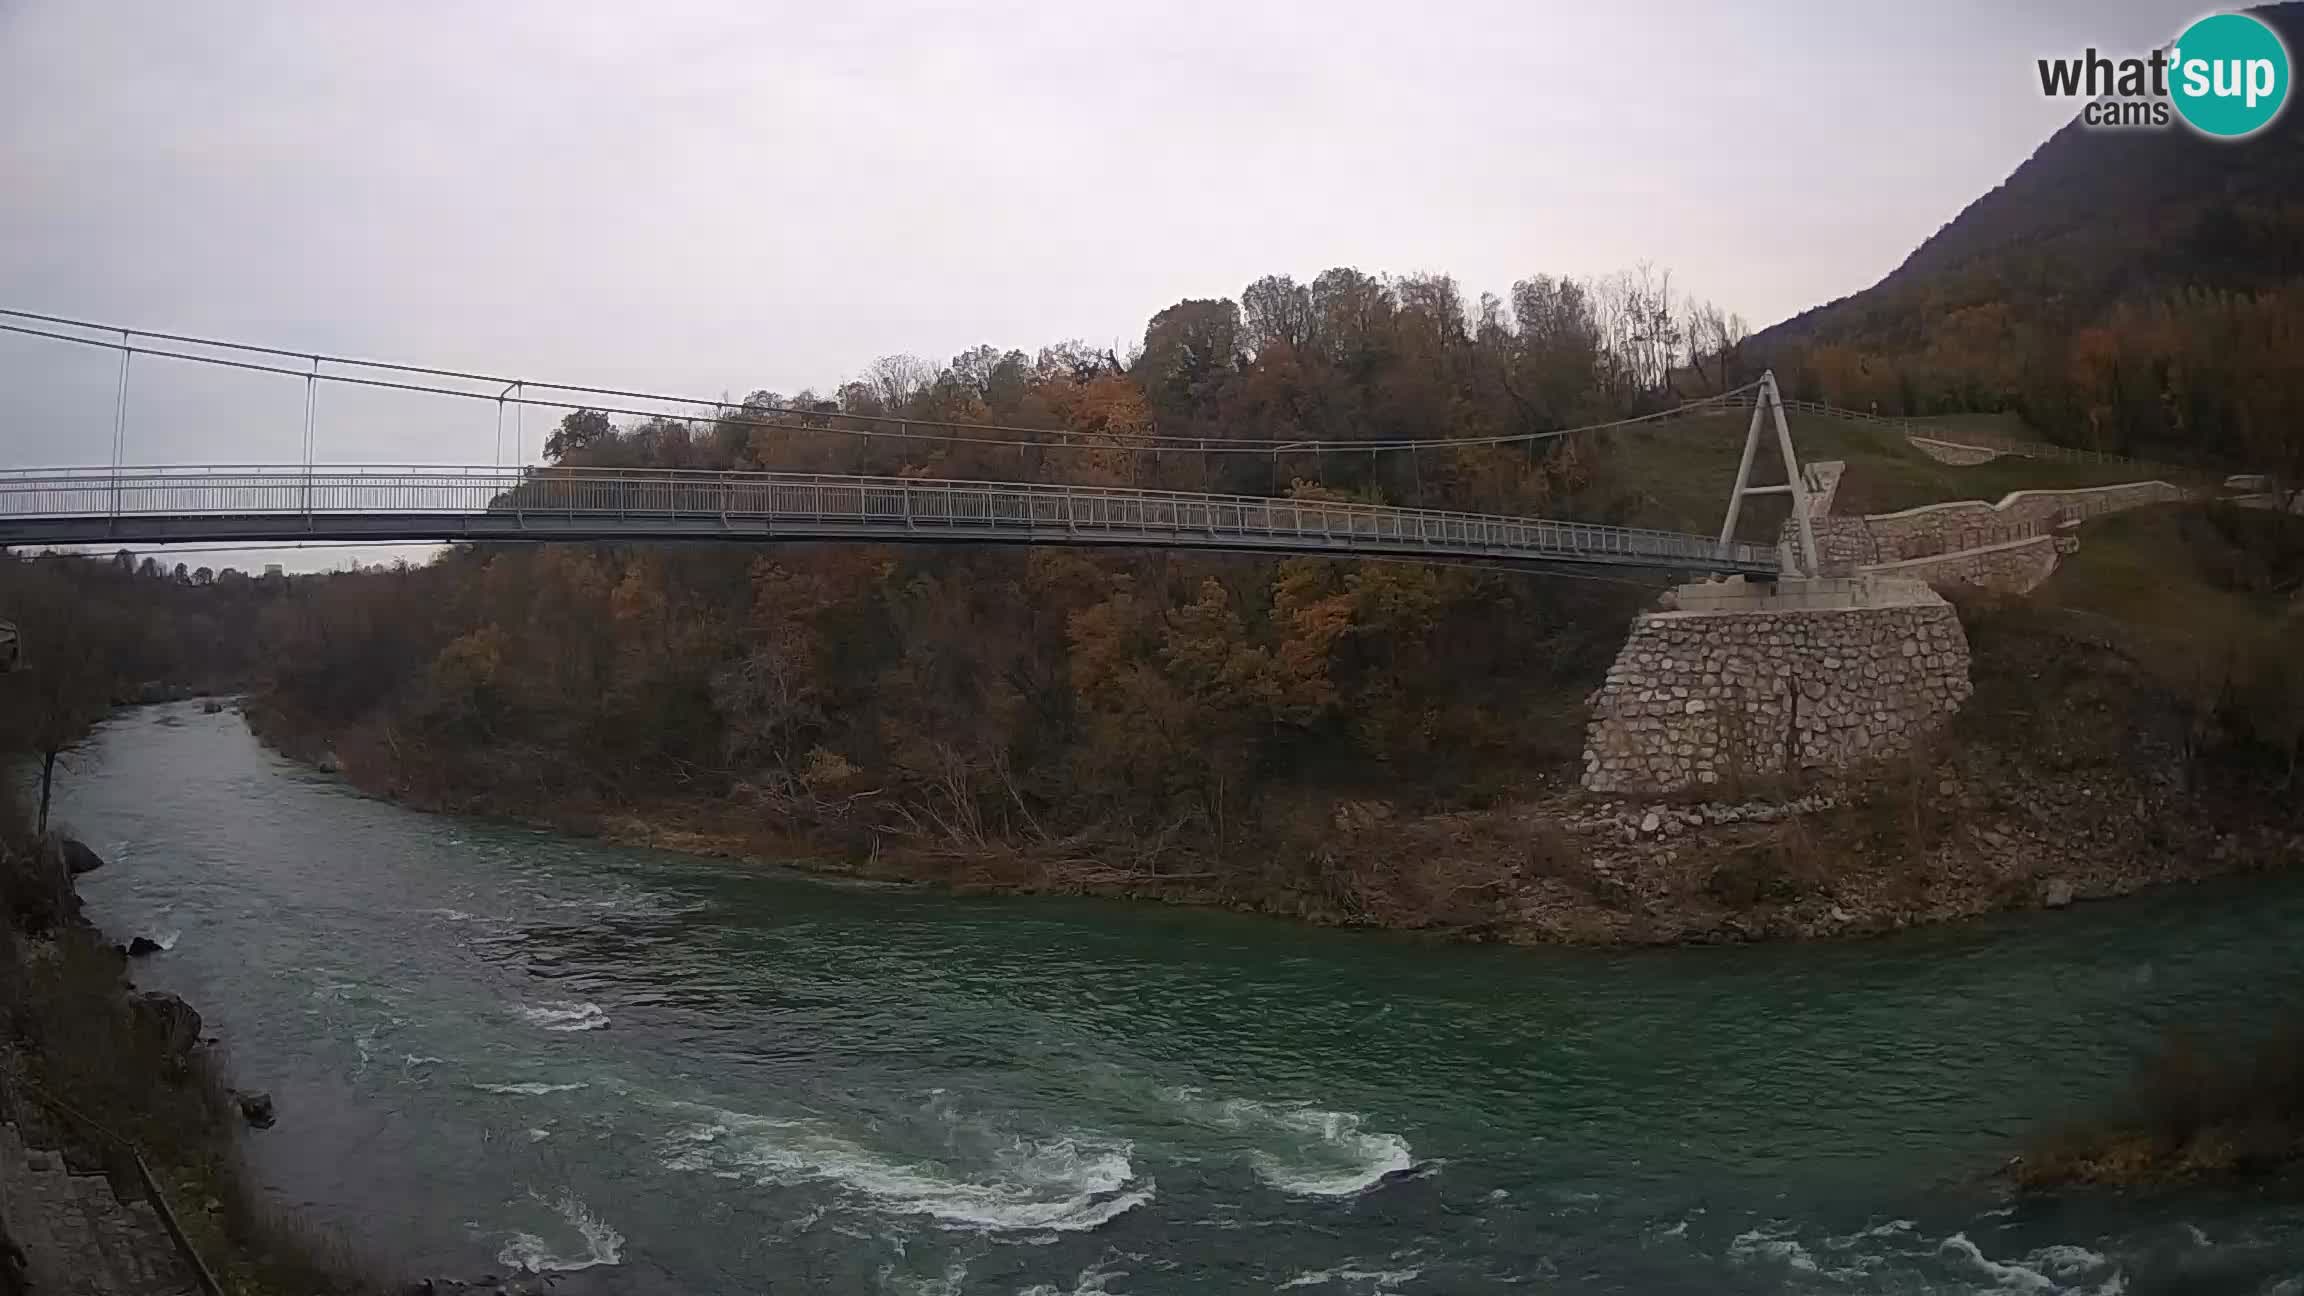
[1802,460,1845,515]
[1806,516,1878,567]
[1907,436,2005,465]
[1581,582,1972,795]
[1859,535,2062,595]
[1791,479,2190,569]
[1857,481,2187,560]
[1775,462,1855,570]
[2235,491,2304,515]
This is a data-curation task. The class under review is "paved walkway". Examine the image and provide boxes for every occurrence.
[0,1121,196,1295]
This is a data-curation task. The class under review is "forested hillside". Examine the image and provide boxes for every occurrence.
[1753,1,2304,474]
[0,554,272,831]
[244,265,1736,894]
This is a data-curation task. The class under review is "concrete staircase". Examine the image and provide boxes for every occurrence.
[0,1120,198,1295]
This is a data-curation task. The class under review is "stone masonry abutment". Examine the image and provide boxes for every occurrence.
[1581,576,1972,796]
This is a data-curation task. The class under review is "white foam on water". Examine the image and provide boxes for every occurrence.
[152,929,181,951]
[516,1000,608,1032]
[1939,1233,2057,1292]
[661,1106,1151,1234]
[1161,1089,1415,1197]
[2182,1222,2211,1248]
[473,1081,588,1096]
[350,1024,381,1077]
[1729,1228,1822,1275]
[1830,1218,1916,1247]
[526,1128,551,1143]
[2025,1244,2111,1280]
[495,1191,624,1273]
[1729,1224,1902,1285]
[1015,1259,1132,1295]
[1278,1265,1423,1292]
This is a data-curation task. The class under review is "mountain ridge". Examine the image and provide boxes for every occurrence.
[1754,1,2304,353]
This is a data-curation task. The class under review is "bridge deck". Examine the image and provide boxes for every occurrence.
[0,466,1779,576]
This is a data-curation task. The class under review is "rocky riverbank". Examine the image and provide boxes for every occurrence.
[242,598,2304,949]
[0,823,389,1294]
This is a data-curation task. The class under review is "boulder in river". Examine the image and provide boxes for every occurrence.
[58,837,104,876]
[202,699,224,714]
[126,936,164,957]
[2042,877,2076,909]
[233,1090,277,1129]
[128,991,203,1058]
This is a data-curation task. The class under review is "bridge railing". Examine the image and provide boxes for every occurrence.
[0,465,1778,571]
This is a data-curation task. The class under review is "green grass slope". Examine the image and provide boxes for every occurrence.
[1585,412,2182,540]
[2042,504,2304,632]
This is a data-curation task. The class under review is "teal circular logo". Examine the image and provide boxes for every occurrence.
[2170,12,2290,138]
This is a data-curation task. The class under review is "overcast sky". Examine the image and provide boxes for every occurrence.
[0,0,2199,567]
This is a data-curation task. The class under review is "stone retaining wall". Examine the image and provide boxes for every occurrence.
[1797,479,2189,569]
[1806,516,1876,568]
[1859,534,2063,595]
[1776,462,1854,569]
[1856,481,2187,561]
[1803,460,1845,515]
[1582,580,1972,795]
[1908,436,2005,465]
[2235,490,2304,515]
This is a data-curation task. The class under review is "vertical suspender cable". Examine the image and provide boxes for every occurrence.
[110,331,132,522]
[302,356,318,522]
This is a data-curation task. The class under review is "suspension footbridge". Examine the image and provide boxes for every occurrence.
[0,464,1780,574]
[0,310,1807,577]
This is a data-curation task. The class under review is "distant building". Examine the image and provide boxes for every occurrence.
[264,564,285,578]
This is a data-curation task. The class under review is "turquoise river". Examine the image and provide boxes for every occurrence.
[50,702,2304,1294]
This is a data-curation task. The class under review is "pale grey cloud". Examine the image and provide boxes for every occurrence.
[0,0,2204,566]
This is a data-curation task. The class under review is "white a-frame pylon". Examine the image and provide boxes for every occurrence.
[1716,370,1820,577]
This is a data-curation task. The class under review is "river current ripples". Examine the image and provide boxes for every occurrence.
[50,702,2304,1294]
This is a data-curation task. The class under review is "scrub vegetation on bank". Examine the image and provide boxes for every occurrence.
[2013,1027,2304,1191]
[0,792,385,1293]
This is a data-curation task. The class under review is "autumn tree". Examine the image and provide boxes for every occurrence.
[545,408,615,462]
[0,561,125,834]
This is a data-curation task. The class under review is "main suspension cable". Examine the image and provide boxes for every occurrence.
[0,308,1763,457]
